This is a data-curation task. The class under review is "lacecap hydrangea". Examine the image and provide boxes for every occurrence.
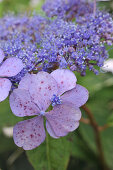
[38,18,112,75]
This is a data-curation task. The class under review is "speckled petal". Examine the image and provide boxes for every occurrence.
[61,84,89,108]
[51,69,77,95]
[0,57,24,77]
[0,78,11,102]
[13,116,46,150]
[9,89,39,117]
[46,120,59,139]
[29,71,58,111]
[18,73,33,90]
[0,49,5,64]
[45,103,81,137]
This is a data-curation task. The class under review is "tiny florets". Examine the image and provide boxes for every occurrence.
[77,11,113,46]
[42,0,93,21]
[0,14,49,85]
[0,7,112,84]
[38,18,111,75]
[51,94,62,106]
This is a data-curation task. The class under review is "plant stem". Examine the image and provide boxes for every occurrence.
[80,117,90,124]
[7,148,23,166]
[80,118,109,132]
[93,0,97,16]
[46,132,51,170]
[98,124,109,132]
[82,104,109,170]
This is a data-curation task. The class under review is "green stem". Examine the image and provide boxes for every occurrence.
[46,132,51,170]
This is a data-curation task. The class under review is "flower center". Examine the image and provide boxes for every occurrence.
[40,110,45,116]
[51,94,62,106]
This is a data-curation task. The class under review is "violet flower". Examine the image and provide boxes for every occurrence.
[10,69,88,150]
[0,49,24,102]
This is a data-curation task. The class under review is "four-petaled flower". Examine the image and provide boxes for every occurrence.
[10,69,89,150]
[0,49,24,102]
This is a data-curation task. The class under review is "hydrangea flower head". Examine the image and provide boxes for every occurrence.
[39,18,111,75]
[10,69,88,150]
[0,49,24,102]
[42,0,93,21]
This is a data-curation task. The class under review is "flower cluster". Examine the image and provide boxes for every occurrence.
[10,69,88,150]
[39,18,112,75]
[41,0,113,75]
[42,0,94,21]
[79,11,113,45]
[0,8,112,79]
[0,14,48,84]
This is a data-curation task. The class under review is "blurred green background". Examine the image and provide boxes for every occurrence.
[0,0,113,170]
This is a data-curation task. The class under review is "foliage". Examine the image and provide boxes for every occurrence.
[27,134,70,170]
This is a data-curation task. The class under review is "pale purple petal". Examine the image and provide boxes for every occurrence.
[0,78,11,102]
[10,89,39,117]
[0,49,5,64]
[46,120,59,139]
[13,116,46,150]
[51,69,77,95]
[45,103,81,137]
[29,71,58,111]
[0,57,24,77]
[61,84,89,108]
[18,73,33,90]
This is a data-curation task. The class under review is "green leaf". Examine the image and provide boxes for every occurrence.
[27,134,71,170]
[76,71,113,95]
[70,132,98,164]
[0,99,23,132]
[0,0,30,15]
[107,112,113,127]
[79,86,113,169]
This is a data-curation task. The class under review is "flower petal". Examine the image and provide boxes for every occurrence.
[18,73,33,90]
[0,57,24,77]
[10,89,39,117]
[46,120,59,139]
[13,116,46,150]
[0,78,11,102]
[61,84,89,108]
[45,103,81,137]
[51,69,77,95]
[29,71,58,111]
[0,49,5,64]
